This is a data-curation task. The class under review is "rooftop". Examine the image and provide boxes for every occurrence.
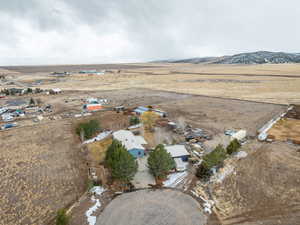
[165,145,190,158]
[113,130,147,151]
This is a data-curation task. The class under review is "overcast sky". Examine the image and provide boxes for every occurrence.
[0,0,299,65]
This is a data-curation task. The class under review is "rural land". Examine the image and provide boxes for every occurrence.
[1,59,300,225]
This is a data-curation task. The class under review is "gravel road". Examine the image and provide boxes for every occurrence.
[96,189,207,225]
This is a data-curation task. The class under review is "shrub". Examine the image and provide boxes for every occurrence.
[226,139,241,155]
[141,111,158,131]
[76,120,101,140]
[196,163,212,180]
[129,116,140,126]
[147,144,176,180]
[196,144,227,180]
[56,209,69,225]
[202,144,227,169]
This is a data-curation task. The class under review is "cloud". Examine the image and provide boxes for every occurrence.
[0,0,299,65]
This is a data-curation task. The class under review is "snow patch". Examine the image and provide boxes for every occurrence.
[83,131,112,144]
[235,151,248,159]
[163,172,188,187]
[86,186,105,225]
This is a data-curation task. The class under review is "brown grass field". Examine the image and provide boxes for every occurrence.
[268,118,300,143]
[1,63,300,225]
[2,63,300,104]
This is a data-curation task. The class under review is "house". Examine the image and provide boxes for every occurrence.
[165,145,190,161]
[112,130,147,158]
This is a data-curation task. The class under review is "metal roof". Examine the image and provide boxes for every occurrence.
[165,145,190,158]
[113,130,147,151]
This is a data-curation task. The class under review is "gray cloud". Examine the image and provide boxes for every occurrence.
[0,0,299,65]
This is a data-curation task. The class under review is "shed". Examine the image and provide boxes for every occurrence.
[231,130,247,141]
[113,130,147,158]
[165,145,190,161]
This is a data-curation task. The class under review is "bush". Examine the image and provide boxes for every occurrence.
[76,120,101,140]
[196,163,212,180]
[56,209,69,225]
[129,116,140,126]
[202,144,227,169]
[196,144,227,180]
[147,144,176,180]
[226,139,241,155]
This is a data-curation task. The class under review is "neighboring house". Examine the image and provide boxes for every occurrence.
[165,145,190,161]
[113,130,147,158]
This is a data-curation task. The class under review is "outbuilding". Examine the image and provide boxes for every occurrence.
[113,130,147,158]
[165,145,190,161]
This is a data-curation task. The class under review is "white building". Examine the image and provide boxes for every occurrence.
[165,145,190,161]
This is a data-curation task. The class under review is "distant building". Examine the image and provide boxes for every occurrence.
[133,106,167,117]
[83,104,103,112]
[112,130,147,158]
[79,70,105,75]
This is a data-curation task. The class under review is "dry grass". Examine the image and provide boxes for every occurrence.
[12,63,299,105]
[268,118,300,142]
[86,138,112,165]
[0,120,87,225]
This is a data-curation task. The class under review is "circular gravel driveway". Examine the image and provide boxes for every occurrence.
[96,189,207,225]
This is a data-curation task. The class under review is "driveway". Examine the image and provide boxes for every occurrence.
[132,156,155,188]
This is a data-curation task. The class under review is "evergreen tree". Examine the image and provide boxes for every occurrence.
[226,139,241,155]
[76,120,101,140]
[29,97,35,106]
[147,144,175,180]
[202,144,226,169]
[105,140,123,167]
[105,140,138,183]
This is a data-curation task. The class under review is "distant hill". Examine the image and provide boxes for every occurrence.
[156,51,300,64]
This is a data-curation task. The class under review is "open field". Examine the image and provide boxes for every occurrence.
[0,120,87,225]
[211,141,300,225]
[2,63,300,104]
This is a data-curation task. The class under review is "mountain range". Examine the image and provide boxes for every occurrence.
[155,51,300,64]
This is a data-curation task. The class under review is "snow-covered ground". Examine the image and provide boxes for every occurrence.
[86,186,106,225]
[163,172,188,187]
[83,131,112,144]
